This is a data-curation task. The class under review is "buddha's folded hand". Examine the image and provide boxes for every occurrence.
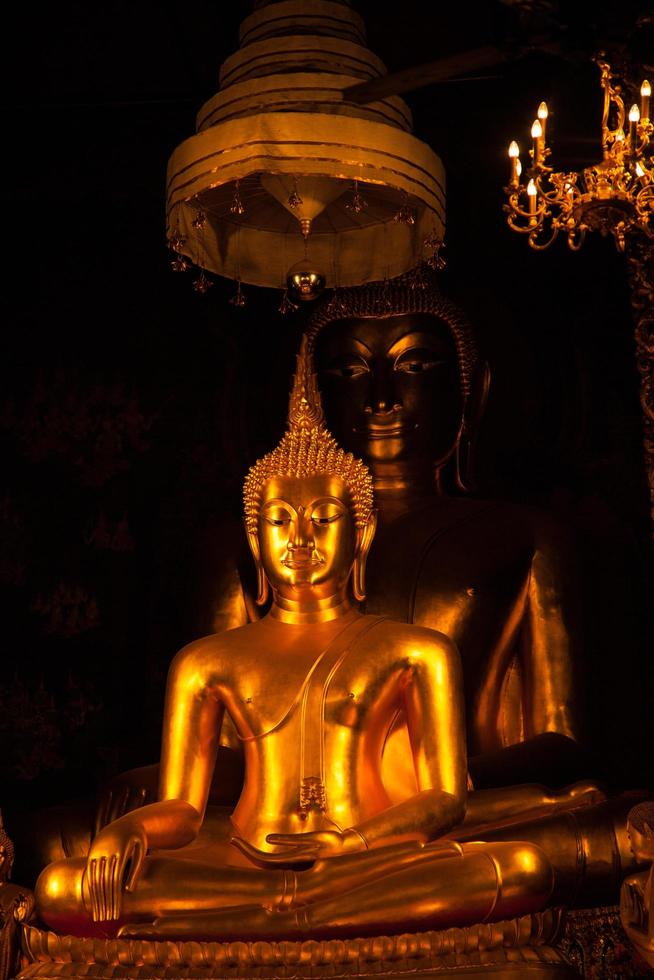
[267,830,367,857]
[230,835,322,866]
[231,829,365,867]
[82,817,147,922]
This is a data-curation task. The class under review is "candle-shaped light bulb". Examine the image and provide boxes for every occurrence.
[641,79,651,123]
[629,104,640,151]
[516,159,522,178]
[508,141,520,187]
[527,178,537,221]
[636,161,645,177]
[531,119,543,166]
[526,178,538,225]
[537,102,548,143]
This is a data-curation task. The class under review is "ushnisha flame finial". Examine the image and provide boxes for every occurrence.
[287,336,325,431]
[243,337,373,533]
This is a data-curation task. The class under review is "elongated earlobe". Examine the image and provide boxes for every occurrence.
[454,423,473,493]
[455,360,491,493]
[246,528,269,606]
[255,564,269,607]
[352,511,378,603]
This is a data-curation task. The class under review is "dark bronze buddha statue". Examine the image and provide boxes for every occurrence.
[303,275,587,791]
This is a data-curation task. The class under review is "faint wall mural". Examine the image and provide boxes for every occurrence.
[1,371,155,486]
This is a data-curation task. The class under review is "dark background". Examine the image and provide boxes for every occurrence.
[2,1,652,826]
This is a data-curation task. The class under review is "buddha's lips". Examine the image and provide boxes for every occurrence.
[357,424,409,438]
[282,557,324,569]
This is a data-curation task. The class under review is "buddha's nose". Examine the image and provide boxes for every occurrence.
[288,514,314,550]
[366,361,398,416]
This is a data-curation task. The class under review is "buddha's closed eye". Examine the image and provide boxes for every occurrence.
[394,347,446,374]
[262,501,345,527]
[311,504,344,525]
[263,506,292,527]
[325,356,369,379]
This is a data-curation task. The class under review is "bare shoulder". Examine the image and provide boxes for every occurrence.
[443,496,575,550]
[169,622,258,681]
[369,617,460,665]
[482,498,576,553]
[172,632,225,665]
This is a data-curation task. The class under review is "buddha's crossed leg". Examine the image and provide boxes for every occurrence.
[102,840,553,942]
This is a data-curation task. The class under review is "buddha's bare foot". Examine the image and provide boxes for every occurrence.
[550,781,606,809]
[119,905,301,941]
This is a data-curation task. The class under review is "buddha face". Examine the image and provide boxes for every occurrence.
[314,313,463,465]
[257,474,359,600]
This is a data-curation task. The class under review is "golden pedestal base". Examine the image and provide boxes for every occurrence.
[17,912,575,980]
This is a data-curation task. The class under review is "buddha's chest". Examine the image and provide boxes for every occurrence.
[225,652,393,743]
[366,510,534,647]
[411,546,532,643]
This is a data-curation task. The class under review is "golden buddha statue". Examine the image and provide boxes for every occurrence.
[620,802,654,968]
[35,339,562,942]
[72,274,588,849]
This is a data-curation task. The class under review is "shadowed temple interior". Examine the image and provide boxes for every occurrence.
[2,2,653,978]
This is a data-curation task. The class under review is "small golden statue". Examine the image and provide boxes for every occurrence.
[35,339,557,941]
[0,814,34,980]
[621,802,654,968]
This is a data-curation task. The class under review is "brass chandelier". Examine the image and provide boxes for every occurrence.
[503,59,653,252]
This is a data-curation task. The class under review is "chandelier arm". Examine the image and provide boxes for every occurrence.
[635,185,654,213]
[505,198,549,223]
[566,228,586,251]
[540,188,569,207]
[528,225,559,250]
[540,174,580,203]
[599,60,612,156]
[597,57,627,154]
[506,216,540,235]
